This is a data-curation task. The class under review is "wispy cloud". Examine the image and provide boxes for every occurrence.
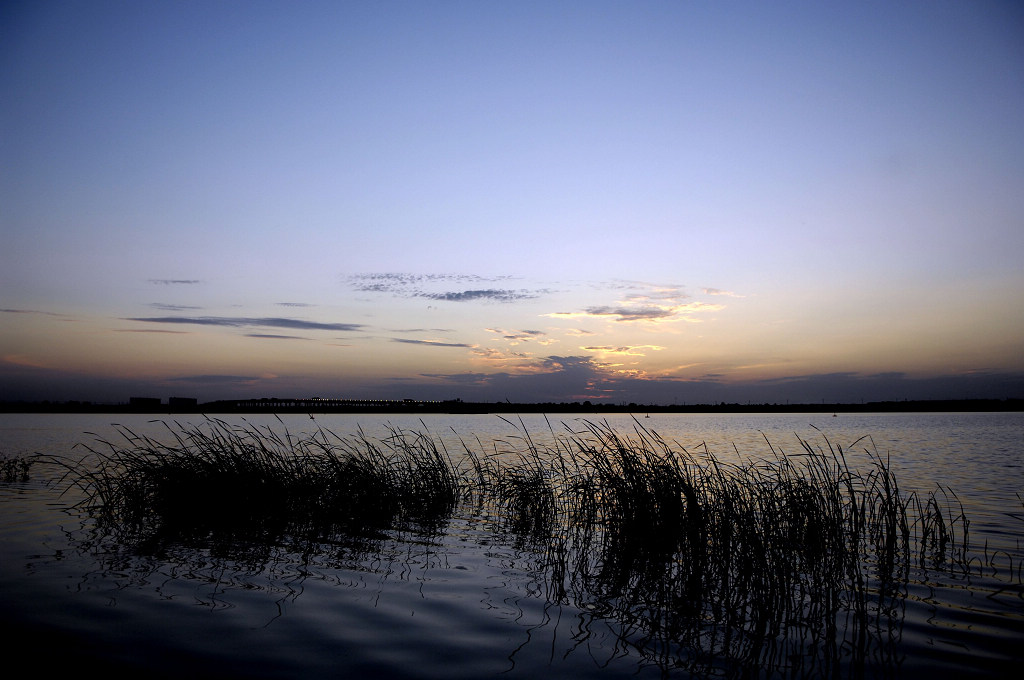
[588,305,679,322]
[543,280,727,324]
[547,305,679,322]
[420,289,538,302]
[392,338,473,348]
[486,328,546,342]
[125,316,364,331]
[348,273,546,303]
[349,273,513,290]
[148,279,200,285]
[245,334,310,340]
[471,347,531,363]
[581,345,665,356]
[164,374,262,384]
[277,302,315,307]
[148,303,202,311]
[1,308,63,317]
[547,301,723,323]
[703,287,744,297]
[115,329,190,334]
[610,280,690,303]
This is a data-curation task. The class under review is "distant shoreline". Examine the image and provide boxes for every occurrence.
[1,397,1021,415]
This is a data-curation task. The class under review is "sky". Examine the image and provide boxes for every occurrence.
[2,0,1023,406]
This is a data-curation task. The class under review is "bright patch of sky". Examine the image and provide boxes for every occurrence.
[2,1,1023,404]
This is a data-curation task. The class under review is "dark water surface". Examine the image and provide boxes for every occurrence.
[1,412,1021,678]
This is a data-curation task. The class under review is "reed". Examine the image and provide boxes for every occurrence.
[471,420,976,674]
[59,417,987,676]
[65,417,472,544]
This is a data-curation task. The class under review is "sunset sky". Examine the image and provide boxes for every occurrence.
[2,1,1023,405]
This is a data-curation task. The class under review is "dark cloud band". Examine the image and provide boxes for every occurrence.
[392,338,472,348]
[420,289,537,303]
[126,316,364,331]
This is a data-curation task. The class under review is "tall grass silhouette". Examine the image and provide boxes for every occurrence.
[58,416,988,677]
[66,417,469,544]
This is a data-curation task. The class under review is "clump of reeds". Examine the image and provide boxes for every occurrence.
[0,454,33,483]
[485,420,976,676]
[61,417,985,677]
[63,417,472,545]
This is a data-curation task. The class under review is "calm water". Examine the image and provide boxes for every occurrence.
[1,412,1021,678]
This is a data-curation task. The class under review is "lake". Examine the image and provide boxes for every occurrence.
[1,411,1021,678]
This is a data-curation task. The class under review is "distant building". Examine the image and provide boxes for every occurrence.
[168,397,198,407]
[129,397,161,406]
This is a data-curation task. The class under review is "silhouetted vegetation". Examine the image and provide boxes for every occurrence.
[53,417,1001,678]
[62,418,467,547]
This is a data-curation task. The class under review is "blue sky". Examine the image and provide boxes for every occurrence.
[2,0,1023,405]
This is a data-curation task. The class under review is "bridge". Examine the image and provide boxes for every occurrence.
[211,397,451,411]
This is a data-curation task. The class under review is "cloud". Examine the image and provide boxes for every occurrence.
[125,316,364,331]
[422,354,620,401]
[115,329,190,334]
[148,279,200,285]
[1,308,63,317]
[486,328,546,342]
[581,345,665,356]
[586,305,679,321]
[539,355,603,372]
[703,287,744,297]
[276,302,314,307]
[349,272,513,290]
[541,280,728,325]
[613,282,690,304]
[753,371,861,385]
[348,273,546,303]
[547,301,724,323]
[421,353,958,406]
[418,371,496,386]
[164,374,262,384]
[148,303,202,311]
[245,334,310,340]
[420,357,1024,406]
[392,338,473,348]
[420,289,539,302]
[548,305,678,322]
[471,347,531,362]
[348,273,500,296]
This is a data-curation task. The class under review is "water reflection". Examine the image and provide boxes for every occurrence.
[55,499,922,678]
